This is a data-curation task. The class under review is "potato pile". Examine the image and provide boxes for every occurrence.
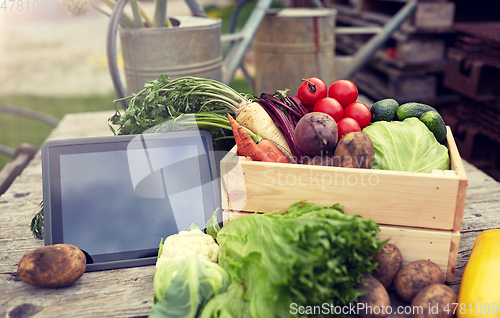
[358,243,457,318]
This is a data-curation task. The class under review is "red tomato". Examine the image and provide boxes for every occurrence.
[344,102,371,129]
[328,79,358,108]
[297,77,328,110]
[313,97,344,122]
[337,117,361,141]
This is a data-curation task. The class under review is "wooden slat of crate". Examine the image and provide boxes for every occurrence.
[411,2,455,29]
[221,152,457,230]
[395,38,446,66]
[221,128,465,231]
[446,123,468,232]
[222,210,460,283]
[356,0,455,29]
[328,0,455,32]
[351,66,438,102]
[336,33,446,69]
[343,49,441,102]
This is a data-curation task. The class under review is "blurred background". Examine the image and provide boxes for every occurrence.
[0,0,499,186]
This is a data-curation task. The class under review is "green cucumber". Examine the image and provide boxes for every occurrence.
[396,102,436,121]
[419,110,447,143]
[370,98,399,122]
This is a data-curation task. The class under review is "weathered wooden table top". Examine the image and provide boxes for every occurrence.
[1,111,499,318]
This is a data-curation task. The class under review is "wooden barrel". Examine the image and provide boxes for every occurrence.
[254,8,337,95]
[120,16,222,95]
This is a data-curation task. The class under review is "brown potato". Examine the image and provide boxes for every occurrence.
[333,132,374,168]
[394,260,445,302]
[18,244,86,288]
[356,273,391,318]
[410,284,457,318]
[372,243,403,290]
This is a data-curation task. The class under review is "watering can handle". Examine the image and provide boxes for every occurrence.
[106,0,274,110]
[106,0,129,110]
[221,0,273,85]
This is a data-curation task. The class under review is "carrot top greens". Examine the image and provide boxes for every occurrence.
[109,75,253,136]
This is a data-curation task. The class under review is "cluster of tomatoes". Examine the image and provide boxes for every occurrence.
[296,77,371,141]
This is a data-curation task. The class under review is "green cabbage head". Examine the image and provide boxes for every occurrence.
[149,254,230,318]
[363,118,449,173]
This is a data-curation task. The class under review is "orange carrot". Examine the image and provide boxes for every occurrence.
[227,114,274,162]
[227,114,246,156]
[258,139,290,164]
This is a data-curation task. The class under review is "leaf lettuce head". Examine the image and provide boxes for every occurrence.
[216,201,385,318]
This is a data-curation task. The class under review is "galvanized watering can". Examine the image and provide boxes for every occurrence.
[107,0,417,110]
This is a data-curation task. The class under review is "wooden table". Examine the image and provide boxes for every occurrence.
[1,111,499,318]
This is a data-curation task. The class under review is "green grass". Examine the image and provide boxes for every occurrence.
[230,77,254,95]
[0,93,118,170]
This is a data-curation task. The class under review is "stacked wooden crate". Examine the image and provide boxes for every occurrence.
[441,22,500,181]
[327,0,457,103]
[443,23,500,102]
[220,127,468,283]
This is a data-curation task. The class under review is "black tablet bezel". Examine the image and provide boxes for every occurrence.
[41,131,221,272]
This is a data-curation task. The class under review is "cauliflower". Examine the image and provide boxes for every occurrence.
[156,228,219,268]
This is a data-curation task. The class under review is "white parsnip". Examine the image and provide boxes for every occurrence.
[236,101,292,155]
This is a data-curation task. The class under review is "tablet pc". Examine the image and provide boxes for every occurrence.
[41,130,221,271]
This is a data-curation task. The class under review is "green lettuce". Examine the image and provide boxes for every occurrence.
[205,208,221,241]
[150,254,230,318]
[199,282,251,318]
[215,202,385,318]
[362,118,449,173]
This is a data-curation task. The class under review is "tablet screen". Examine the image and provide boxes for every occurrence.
[42,131,220,271]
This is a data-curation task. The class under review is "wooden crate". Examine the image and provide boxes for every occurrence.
[336,33,447,69]
[351,65,438,103]
[223,210,461,283]
[443,48,500,101]
[326,0,455,29]
[410,2,455,29]
[220,128,467,282]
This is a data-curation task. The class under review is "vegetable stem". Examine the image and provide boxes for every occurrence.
[129,0,143,27]
[100,0,135,28]
[257,94,307,160]
[137,1,154,27]
[153,0,168,27]
[92,4,134,28]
